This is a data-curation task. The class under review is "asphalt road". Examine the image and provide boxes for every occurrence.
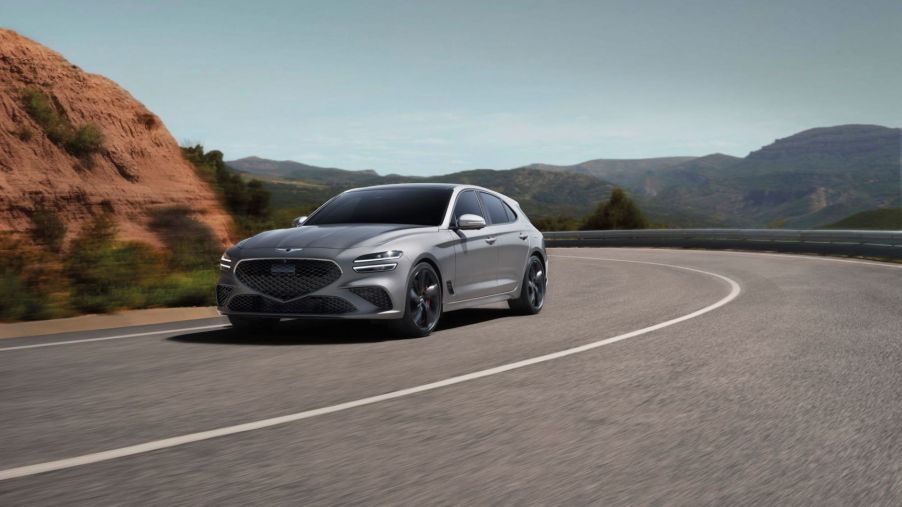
[2,248,901,505]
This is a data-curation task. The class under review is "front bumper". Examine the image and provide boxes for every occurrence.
[216,247,408,320]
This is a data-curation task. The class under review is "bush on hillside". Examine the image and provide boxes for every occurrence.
[29,205,67,252]
[582,187,648,230]
[64,216,163,313]
[149,207,221,271]
[22,87,104,156]
[65,124,105,156]
[0,236,64,321]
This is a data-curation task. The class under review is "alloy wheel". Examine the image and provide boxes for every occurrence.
[407,265,441,332]
[525,257,545,310]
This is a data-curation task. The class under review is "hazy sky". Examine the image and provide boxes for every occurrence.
[5,0,901,175]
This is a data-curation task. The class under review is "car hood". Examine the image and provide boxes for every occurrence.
[237,224,433,250]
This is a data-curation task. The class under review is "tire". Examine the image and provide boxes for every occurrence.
[508,255,546,315]
[228,315,279,332]
[390,262,443,337]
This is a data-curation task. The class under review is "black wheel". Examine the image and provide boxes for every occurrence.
[391,262,442,337]
[508,255,546,315]
[228,315,279,332]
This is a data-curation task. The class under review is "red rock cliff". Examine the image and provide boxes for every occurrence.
[0,28,233,247]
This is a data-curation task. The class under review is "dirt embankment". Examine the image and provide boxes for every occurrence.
[0,28,232,247]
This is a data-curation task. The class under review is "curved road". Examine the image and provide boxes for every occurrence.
[1,248,901,505]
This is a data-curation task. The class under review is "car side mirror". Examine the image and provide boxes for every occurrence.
[292,216,308,228]
[457,214,486,230]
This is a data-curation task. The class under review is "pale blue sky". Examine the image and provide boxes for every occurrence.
[4,0,901,175]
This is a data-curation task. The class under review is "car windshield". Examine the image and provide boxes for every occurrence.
[305,187,454,226]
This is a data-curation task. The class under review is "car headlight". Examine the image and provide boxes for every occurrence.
[220,251,232,271]
[353,250,402,272]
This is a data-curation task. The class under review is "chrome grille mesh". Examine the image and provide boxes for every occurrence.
[235,259,340,301]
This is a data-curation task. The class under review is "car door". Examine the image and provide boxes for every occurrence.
[479,191,530,293]
[449,190,500,301]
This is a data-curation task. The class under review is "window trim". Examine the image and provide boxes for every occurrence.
[503,201,518,222]
[478,191,514,225]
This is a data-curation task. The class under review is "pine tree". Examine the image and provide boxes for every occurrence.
[581,187,648,230]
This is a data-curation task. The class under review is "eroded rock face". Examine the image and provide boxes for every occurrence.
[0,28,233,247]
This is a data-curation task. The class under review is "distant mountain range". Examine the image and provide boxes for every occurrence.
[229,124,901,228]
[229,157,614,218]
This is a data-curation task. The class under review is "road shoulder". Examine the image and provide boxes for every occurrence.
[0,307,220,340]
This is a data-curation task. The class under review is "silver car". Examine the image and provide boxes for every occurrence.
[216,183,547,337]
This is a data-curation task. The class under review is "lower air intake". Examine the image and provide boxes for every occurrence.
[349,287,393,311]
[227,294,356,315]
[216,285,234,307]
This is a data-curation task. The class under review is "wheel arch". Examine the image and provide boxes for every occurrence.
[411,254,444,293]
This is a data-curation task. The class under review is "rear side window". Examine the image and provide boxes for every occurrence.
[503,202,518,222]
[480,192,512,225]
[453,190,484,222]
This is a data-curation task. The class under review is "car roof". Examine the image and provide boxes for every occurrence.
[344,183,484,192]
[341,183,520,208]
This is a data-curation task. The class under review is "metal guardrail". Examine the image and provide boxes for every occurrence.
[543,229,902,259]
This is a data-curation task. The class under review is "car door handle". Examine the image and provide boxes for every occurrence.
[519,232,529,240]
[485,236,496,244]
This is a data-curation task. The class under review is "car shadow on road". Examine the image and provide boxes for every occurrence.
[167,308,512,346]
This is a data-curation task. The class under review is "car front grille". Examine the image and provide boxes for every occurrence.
[349,287,393,311]
[227,294,356,315]
[234,259,341,301]
[216,285,234,307]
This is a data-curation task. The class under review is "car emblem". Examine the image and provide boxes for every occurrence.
[276,247,301,253]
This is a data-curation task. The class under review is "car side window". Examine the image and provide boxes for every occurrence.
[453,190,484,223]
[480,192,511,225]
[503,202,517,222]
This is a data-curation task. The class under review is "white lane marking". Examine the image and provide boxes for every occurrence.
[0,324,230,352]
[551,247,902,269]
[0,257,740,481]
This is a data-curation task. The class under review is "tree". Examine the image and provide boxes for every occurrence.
[581,187,648,230]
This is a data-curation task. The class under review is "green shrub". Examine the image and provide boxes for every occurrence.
[64,216,164,313]
[29,205,67,252]
[65,124,104,156]
[0,272,52,321]
[530,215,581,231]
[144,270,217,307]
[22,87,103,156]
[0,236,59,321]
[149,207,221,271]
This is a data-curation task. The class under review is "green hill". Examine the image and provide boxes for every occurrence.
[821,208,902,230]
